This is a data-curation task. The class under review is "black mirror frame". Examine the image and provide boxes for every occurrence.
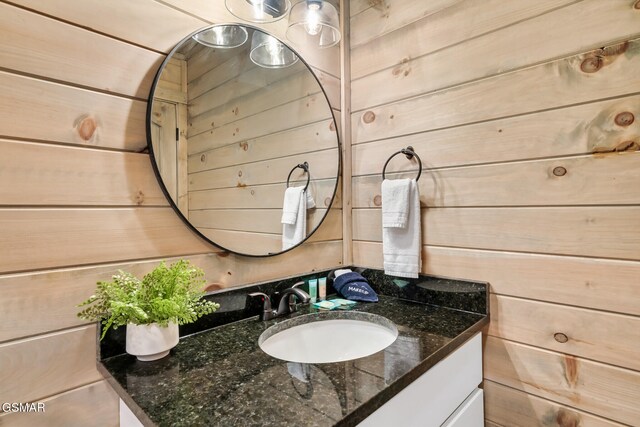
[146,23,342,257]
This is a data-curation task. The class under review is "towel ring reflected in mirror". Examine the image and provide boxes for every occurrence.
[382,146,422,182]
[286,162,310,191]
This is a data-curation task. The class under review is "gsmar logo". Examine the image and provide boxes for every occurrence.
[2,402,46,413]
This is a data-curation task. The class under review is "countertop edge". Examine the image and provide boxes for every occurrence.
[97,362,157,427]
[334,315,489,427]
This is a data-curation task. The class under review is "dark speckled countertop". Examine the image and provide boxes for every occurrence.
[99,271,488,427]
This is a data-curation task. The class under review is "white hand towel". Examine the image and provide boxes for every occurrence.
[281,186,304,225]
[381,179,412,228]
[282,187,307,250]
[306,190,316,210]
[382,179,421,278]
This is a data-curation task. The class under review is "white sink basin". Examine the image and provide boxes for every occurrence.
[258,312,398,363]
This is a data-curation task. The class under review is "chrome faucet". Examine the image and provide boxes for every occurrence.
[249,282,310,321]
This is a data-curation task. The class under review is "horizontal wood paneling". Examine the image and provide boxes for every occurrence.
[6,0,207,53]
[352,242,640,316]
[351,0,640,424]
[352,207,640,260]
[484,336,640,426]
[350,0,460,48]
[199,229,341,257]
[0,380,118,426]
[0,1,344,424]
[353,153,640,207]
[352,94,640,160]
[488,294,640,371]
[0,71,147,150]
[0,2,163,98]
[189,94,333,150]
[350,0,577,79]
[188,120,338,173]
[0,326,102,403]
[0,240,343,343]
[0,139,167,206]
[352,38,640,138]
[189,179,340,211]
[0,208,212,273]
[189,208,337,236]
[189,149,340,191]
[484,380,624,427]
[352,0,640,109]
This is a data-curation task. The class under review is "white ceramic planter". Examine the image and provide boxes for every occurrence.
[126,322,179,361]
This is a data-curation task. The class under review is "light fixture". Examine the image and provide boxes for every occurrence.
[286,0,341,49]
[192,25,248,49]
[250,31,299,68]
[225,0,291,23]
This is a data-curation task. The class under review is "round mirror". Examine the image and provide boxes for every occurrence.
[147,24,340,257]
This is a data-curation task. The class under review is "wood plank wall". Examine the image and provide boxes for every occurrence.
[0,1,342,424]
[350,0,640,426]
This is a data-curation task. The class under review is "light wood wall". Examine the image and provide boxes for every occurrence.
[0,1,341,424]
[350,1,640,426]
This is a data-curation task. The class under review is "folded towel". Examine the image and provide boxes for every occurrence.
[282,187,307,250]
[381,178,412,228]
[382,178,421,278]
[333,268,352,277]
[282,186,304,225]
[332,272,378,302]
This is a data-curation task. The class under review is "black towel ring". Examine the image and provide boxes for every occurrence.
[286,162,310,191]
[382,146,422,181]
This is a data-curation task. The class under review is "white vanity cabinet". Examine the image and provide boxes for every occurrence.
[359,332,483,427]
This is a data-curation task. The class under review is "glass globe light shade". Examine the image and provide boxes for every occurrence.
[250,31,299,68]
[286,0,341,49]
[226,0,291,23]
[192,25,248,49]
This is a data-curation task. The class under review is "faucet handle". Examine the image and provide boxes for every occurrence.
[248,292,275,321]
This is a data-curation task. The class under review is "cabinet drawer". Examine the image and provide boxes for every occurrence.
[359,332,482,427]
[442,388,484,427]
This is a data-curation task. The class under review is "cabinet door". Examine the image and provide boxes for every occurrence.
[359,333,482,427]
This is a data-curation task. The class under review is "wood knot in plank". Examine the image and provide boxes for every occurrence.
[635,0,640,9]
[205,283,224,291]
[324,197,332,207]
[362,111,376,124]
[614,112,635,126]
[239,141,249,151]
[238,170,243,177]
[580,57,602,73]
[76,115,97,141]
[553,166,567,177]
[554,332,569,343]
[216,251,230,258]
[563,355,579,387]
[135,191,144,205]
[556,408,581,427]
[329,121,336,131]
[200,154,206,162]
[616,140,639,152]
[373,195,382,206]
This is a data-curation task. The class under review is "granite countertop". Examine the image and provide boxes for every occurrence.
[99,286,488,427]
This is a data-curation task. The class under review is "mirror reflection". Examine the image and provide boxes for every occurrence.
[148,24,340,256]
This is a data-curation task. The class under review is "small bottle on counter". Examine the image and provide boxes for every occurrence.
[308,278,318,303]
[318,277,327,300]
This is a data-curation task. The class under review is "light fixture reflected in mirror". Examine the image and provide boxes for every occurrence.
[192,25,249,49]
[286,0,340,49]
[226,0,291,23]
[250,31,299,68]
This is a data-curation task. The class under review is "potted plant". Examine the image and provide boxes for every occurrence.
[78,260,220,361]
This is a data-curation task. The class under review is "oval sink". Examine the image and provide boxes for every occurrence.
[258,311,398,363]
